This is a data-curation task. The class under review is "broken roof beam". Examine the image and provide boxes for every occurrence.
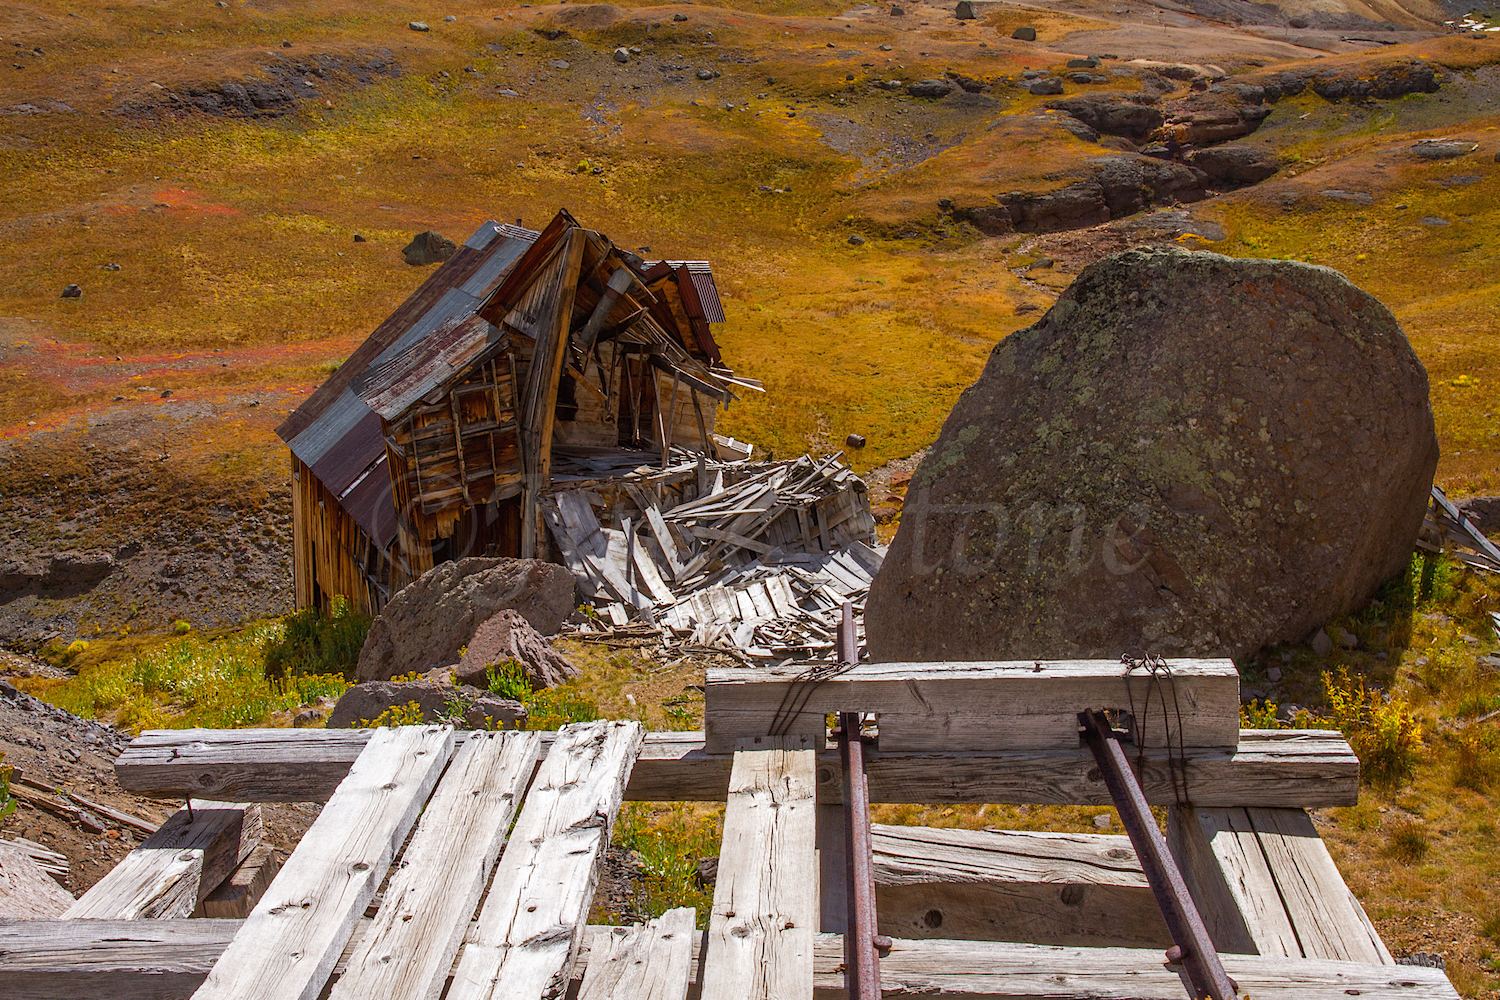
[702,659,1242,754]
[114,729,1359,808]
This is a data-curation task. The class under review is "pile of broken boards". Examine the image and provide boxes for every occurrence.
[542,452,883,661]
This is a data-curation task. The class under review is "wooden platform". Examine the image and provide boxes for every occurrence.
[2,657,1459,1000]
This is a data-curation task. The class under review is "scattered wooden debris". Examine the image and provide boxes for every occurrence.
[1420,484,1500,573]
[0,837,69,879]
[547,452,881,660]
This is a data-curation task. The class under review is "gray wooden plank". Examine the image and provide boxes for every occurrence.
[0,845,74,918]
[808,935,1458,999]
[704,659,1241,754]
[331,730,541,1000]
[701,735,818,1000]
[2,917,242,1000]
[190,725,454,1000]
[66,802,261,920]
[447,721,644,1000]
[113,730,1360,808]
[578,907,697,1000]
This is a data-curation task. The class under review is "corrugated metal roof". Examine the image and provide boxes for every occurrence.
[650,261,726,324]
[359,314,504,420]
[340,452,400,549]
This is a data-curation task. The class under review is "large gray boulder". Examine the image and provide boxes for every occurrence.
[356,557,576,681]
[866,249,1438,661]
[1046,93,1164,140]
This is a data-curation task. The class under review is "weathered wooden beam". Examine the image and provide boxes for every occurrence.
[703,660,1241,753]
[578,907,697,1000]
[4,924,1455,1000]
[66,802,261,920]
[114,729,1360,808]
[0,846,74,918]
[332,729,540,1000]
[805,935,1458,999]
[190,725,454,1000]
[1,917,242,1000]
[870,824,1168,948]
[701,736,818,1000]
[1168,805,1394,964]
[448,721,644,1000]
[197,843,280,920]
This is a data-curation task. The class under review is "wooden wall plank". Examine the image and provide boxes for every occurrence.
[198,843,281,920]
[114,729,1360,808]
[700,735,818,1000]
[190,725,454,1000]
[447,721,644,1000]
[703,660,1241,753]
[66,803,261,920]
[578,907,697,1000]
[331,730,540,1000]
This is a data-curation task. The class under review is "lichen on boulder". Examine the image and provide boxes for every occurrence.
[866,249,1439,661]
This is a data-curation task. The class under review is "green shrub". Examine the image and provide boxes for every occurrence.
[486,660,533,702]
[173,620,192,636]
[525,685,600,731]
[263,596,371,682]
[365,700,427,727]
[1240,699,1314,730]
[1322,667,1423,789]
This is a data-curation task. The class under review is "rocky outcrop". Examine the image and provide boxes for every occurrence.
[117,52,400,118]
[0,551,114,591]
[1184,144,1280,184]
[866,249,1438,661]
[356,557,577,681]
[1158,93,1273,145]
[1237,58,1440,103]
[328,677,525,729]
[955,155,1207,234]
[1046,94,1164,141]
[454,609,577,689]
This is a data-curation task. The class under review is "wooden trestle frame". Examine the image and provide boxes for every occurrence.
[3,658,1460,1000]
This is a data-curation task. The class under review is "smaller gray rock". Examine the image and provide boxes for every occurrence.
[1320,189,1373,205]
[455,609,577,690]
[1066,57,1100,68]
[293,708,324,728]
[1011,25,1037,40]
[696,68,719,80]
[103,262,121,271]
[1411,140,1475,161]
[1266,665,1283,682]
[60,283,82,298]
[1067,72,1092,84]
[614,46,630,63]
[1020,69,1042,80]
[1456,496,1500,535]
[1028,77,1064,95]
[551,59,571,70]
[673,11,688,20]
[848,234,866,245]
[890,4,905,13]
[402,230,456,265]
[955,0,976,18]
[442,14,457,21]
[1309,628,1333,656]
[1092,813,1112,829]
[907,78,952,98]
[1330,626,1360,649]
[1421,216,1451,226]
[408,21,430,31]
[1288,14,1310,27]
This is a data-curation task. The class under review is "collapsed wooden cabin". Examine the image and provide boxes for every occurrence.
[276,209,760,616]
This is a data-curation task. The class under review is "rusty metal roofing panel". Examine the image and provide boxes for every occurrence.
[643,261,725,323]
[300,397,385,497]
[286,387,366,468]
[358,314,503,420]
[340,452,399,549]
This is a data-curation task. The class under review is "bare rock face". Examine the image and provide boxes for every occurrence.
[1184,144,1280,185]
[401,230,456,265]
[1046,93,1164,140]
[356,557,576,681]
[866,249,1438,661]
[454,609,578,690]
[328,678,524,729]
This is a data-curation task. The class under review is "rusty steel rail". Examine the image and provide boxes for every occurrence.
[833,602,885,1000]
[1078,708,1240,1000]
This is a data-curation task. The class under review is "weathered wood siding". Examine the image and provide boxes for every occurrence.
[290,457,391,618]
